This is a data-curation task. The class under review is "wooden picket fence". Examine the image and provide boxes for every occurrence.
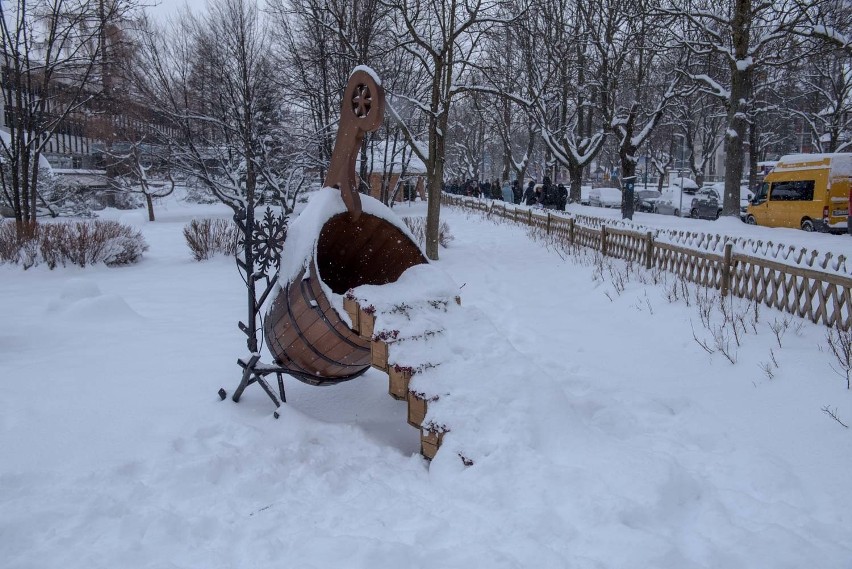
[442,193,852,330]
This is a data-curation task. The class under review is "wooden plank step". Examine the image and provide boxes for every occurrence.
[348,296,462,341]
[388,365,412,400]
[343,296,360,333]
[407,391,430,428]
[420,427,444,460]
[371,338,390,372]
[370,331,443,373]
[358,306,376,339]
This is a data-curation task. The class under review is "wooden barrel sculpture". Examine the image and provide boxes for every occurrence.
[264,212,427,385]
[263,68,427,386]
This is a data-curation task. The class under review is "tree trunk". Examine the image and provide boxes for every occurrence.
[146,193,156,221]
[723,0,752,217]
[620,150,636,220]
[568,163,583,203]
[29,155,41,224]
[425,105,448,260]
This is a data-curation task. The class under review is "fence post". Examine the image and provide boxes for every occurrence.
[528,209,533,226]
[645,231,653,270]
[601,225,608,256]
[720,242,733,296]
[546,212,552,234]
[568,218,575,244]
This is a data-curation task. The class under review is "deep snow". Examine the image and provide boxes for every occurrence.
[1,194,851,568]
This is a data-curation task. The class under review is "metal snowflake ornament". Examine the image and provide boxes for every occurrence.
[252,207,288,273]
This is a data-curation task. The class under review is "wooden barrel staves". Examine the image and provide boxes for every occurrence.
[263,67,427,385]
[264,211,426,385]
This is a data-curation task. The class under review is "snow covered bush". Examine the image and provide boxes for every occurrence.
[401,216,454,249]
[183,218,238,261]
[0,220,148,269]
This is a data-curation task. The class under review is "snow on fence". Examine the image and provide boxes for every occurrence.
[443,193,852,330]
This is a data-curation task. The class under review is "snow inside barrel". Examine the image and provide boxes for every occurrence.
[263,68,428,385]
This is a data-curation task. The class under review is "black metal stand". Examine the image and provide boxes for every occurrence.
[219,205,291,417]
[231,354,288,417]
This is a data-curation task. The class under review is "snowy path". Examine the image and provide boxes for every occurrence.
[1,200,851,568]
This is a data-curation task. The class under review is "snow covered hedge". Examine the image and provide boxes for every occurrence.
[0,220,148,269]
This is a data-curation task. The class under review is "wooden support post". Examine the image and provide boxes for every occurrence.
[343,297,360,333]
[407,392,428,428]
[527,209,533,226]
[546,212,552,234]
[371,339,389,372]
[568,218,575,244]
[359,307,375,339]
[645,231,654,270]
[420,428,444,460]
[388,366,412,400]
[601,225,608,256]
[721,242,733,296]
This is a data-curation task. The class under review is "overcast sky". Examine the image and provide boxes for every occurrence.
[146,0,209,22]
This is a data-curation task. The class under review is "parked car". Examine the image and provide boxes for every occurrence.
[740,185,755,220]
[745,153,850,232]
[687,187,722,219]
[670,176,699,192]
[702,182,754,219]
[634,189,661,212]
[589,187,622,208]
[654,188,686,217]
[654,186,720,219]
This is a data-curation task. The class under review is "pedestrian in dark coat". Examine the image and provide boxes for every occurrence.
[557,183,568,210]
[523,181,536,205]
[539,176,553,208]
[512,180,522,204]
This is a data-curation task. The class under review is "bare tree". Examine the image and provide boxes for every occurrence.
[104,137,174,221]
[665,0,807,216]
[132,0,308,213]
[0,0,116,233]
[477,16,536,186]
[380,0,518,260]
[787,47,852,153]
[672,91,725,186]
[796,0,852,56]
[587,0,682,219]
[516,0,606,203]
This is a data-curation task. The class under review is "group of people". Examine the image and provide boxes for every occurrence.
[444,176,569,211]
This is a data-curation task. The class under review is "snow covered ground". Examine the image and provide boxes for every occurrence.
[2,194,851,568]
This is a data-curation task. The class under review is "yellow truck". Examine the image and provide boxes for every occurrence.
[745,153,851,233]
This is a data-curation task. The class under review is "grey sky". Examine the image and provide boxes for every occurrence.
[146,0,209,22]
